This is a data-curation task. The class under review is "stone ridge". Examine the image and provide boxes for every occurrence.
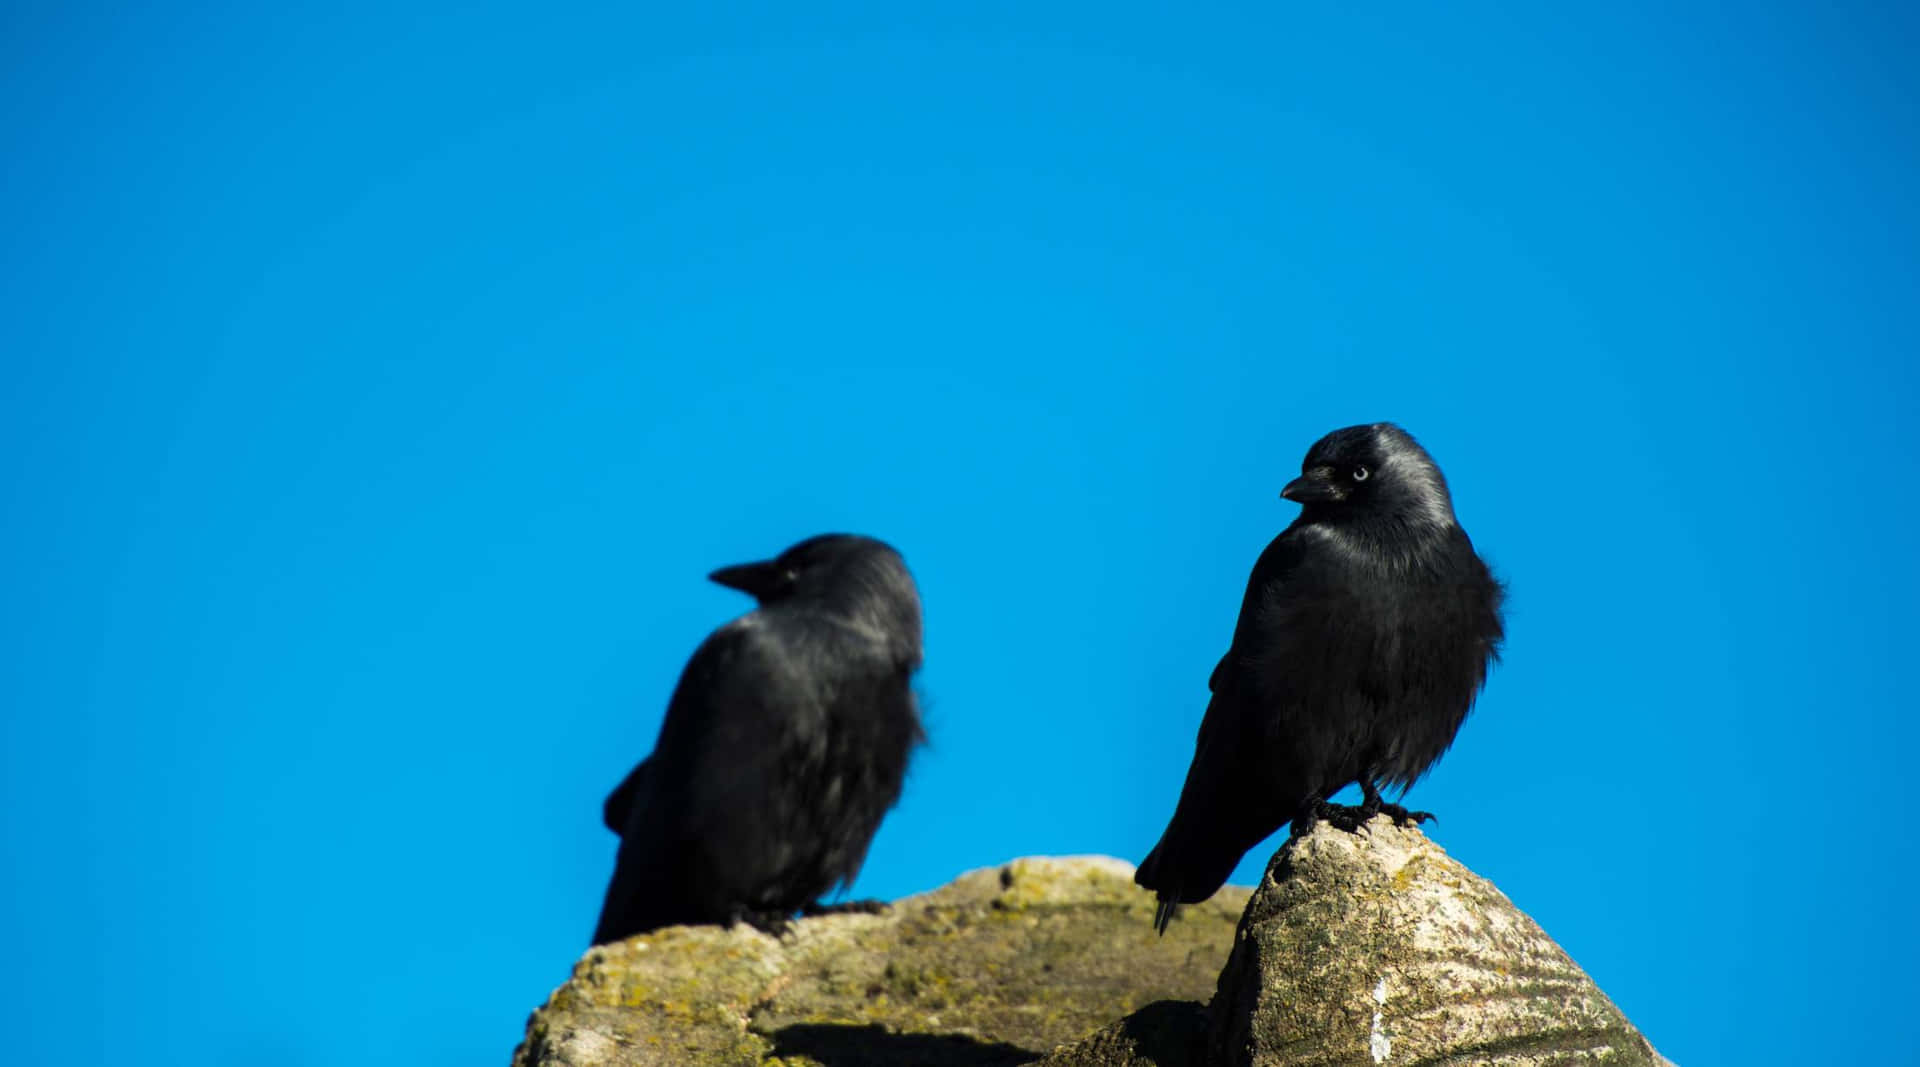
[513,829,1671,1066]
[512,856,1250,1066]
[1204,817,1664,1066]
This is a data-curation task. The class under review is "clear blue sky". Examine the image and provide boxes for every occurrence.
[4,4,1914,1065]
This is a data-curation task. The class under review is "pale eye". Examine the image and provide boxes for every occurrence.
[1352,466,1370,482]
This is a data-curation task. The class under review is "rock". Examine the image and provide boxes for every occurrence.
[1201,816,1665,1066]
[513,831,1669,1066]
[1033,1000,1210,1067]
[512,857,1250,1066]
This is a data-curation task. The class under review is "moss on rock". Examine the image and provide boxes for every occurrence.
[512,857,1246,1067]
[512,834,1669,1066]
[1205,818,1664,1067]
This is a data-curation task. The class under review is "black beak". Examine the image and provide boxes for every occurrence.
[1281,470,1340,504]
[708,560,785,599]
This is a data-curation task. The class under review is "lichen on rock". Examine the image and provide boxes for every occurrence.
[512,856,1247,1066]
[513,828,1669,1066]
[1202,817,1664,1066]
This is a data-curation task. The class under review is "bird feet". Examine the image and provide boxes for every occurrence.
[728,898,892,936]
[1372,801,1435,828]
[727,908,795,938]
[1301,800,1371,834]
[1296,799,1435,836]
[801,898,892,918]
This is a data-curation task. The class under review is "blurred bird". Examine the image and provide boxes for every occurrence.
[1136,423,1505,933]
[592,534,925,944]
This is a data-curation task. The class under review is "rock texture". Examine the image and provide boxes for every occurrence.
[513,857,1249,1066]
[514,825,1666,1066]
[1205,816,1663,1066]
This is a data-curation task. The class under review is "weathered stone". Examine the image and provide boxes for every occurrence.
[1205,817,1662,1066]
[512,856,1248,1066]
[514,831,1669,1066]
[1034,1000,1209,1067]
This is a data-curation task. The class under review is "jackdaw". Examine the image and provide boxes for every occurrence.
[1135,423,1504,932]
[591,533,925,944]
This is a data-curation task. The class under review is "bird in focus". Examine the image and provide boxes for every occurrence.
[592,533,926,945]
[1135,423,1505,933]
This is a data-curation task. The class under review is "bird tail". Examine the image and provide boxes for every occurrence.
[1137,799,1280,935]
[1135,842,1188,937]
[602,757,654,838]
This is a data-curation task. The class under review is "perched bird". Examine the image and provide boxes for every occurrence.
[1136,423,1504,933]
[592,534,925,945]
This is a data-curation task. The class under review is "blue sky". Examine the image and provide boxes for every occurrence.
[3,4,1915,1065]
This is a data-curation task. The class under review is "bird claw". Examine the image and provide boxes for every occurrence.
[1297,799,1436,837]
[1299,799,1371,835]
[728,909,794,938]
[1376,802,1435,828]
[801,898,891,918]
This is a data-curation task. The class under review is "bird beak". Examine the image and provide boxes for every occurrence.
[1281,471,1339,504]
[708,560,784,599]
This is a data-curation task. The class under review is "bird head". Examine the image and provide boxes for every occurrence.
[709,533,923,663]
[709,534,885,603]
[1281,422,1457,526]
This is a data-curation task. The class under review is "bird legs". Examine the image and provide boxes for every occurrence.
[726,907,796,938]
[1293,772,1435,837]
[727,898,892,937]
[801,898,891,918]
[1356,773,1434,829]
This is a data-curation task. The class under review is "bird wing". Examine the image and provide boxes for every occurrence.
[644,618,794,822]
[675,615,919,899]
[602,756,653,836]
[601,618,775,840]
[594,619,789,940]
[1139,527,1313,909]
[1222,526,1312,672]
[597,610,916,947]
[656,616,871,892]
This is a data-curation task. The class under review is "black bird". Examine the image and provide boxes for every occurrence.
[592,534,925,945]
[1135,423,1504,932]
